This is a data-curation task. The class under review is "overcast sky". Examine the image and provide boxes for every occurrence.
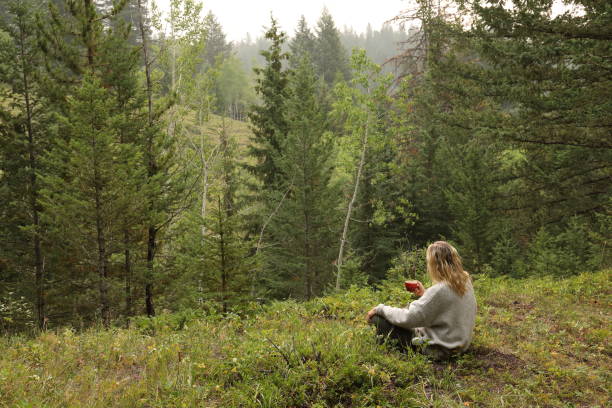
[153,0,409,42]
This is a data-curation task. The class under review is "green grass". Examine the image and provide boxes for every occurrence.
[1,270,610,407]
[181,112,253,151]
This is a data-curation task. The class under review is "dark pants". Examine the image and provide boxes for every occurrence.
[370,315,415,351]
[369,315,453,361]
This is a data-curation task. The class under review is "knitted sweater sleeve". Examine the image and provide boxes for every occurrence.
[374,284,447,329]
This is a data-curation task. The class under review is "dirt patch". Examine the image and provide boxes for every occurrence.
[512,300,535,311]
[430,346,523,375]
[469,346,523,370]
[485,299,535,312]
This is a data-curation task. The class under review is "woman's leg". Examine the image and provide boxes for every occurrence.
[369,315,414,351]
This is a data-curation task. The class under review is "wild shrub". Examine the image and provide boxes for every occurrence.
[525,217,595,277]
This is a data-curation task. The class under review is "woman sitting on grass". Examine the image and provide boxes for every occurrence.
[367,241,477,360]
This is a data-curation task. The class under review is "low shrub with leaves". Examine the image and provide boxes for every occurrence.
[0,270,610,407]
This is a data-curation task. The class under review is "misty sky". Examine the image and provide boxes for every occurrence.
[154,0,408,42]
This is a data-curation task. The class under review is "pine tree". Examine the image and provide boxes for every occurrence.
[35,0,146,325]
[456,0,612,228]
[314,8,349,86]
[439,139,503,272]
[98,0,141,45]
[202,11,232,67]
[103,18,148,318]
[135,0,189,317]
[0,0,51,329]
[205,122,251,311]
[247,17,290,188]
[264,56,338,299]
[165,116,250,312]
[38,0,128,78]
[289,16,315,67]
[40,74,143,327]
[390,0,611,274]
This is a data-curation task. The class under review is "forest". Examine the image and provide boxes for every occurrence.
[0,0,610,330]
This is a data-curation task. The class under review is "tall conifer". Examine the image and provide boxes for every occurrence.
[36,0,145,326]
[265,56,338,299]
[289,16,315,67]
[314,8,349,86]
[247,17,290,188]
[0,0,50,329]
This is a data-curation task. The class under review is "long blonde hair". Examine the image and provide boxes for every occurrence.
[426,241,470,296]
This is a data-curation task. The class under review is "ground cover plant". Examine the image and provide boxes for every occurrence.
[0,270,609,407]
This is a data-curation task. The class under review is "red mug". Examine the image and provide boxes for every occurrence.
[404,281,419,292]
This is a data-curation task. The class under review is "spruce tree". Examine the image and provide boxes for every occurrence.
[169,116,251,311]
[103,18,148,318]
[40,74,143,327]
[314,8,349,86]
[135,0,189,317]
[36,0,145,325]
[0,0,51,329]
[202,11,232,67]
[247,16,290,188]
[265,56,338,299]
[451,0,612,226]
[289,16,315,67]
[390,0,611,274]
[205,122,251,311]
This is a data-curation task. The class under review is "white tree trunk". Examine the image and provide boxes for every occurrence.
[250,184,293,297]
[336,119,369,290]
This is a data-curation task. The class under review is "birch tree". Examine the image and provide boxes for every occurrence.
[332,49,392,290]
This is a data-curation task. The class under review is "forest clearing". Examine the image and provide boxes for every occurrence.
[1,271,610,407]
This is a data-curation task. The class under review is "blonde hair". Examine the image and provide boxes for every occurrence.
[426,241,470,296]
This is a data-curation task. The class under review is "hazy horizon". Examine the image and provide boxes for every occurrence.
[153,0,408,42]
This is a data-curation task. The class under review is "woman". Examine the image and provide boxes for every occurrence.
[366,241,477,360]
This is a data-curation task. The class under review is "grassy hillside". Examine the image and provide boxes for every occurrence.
[1,271,610,407]
[181,112,253,151]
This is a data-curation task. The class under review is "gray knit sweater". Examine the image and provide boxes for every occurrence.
[375,281,477,352]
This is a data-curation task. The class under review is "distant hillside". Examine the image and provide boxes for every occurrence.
[181,113,253,149]
[0,270,609,407]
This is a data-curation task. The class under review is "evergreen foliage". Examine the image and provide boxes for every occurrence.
[313,8,349,86]
[168,118,251,312]
[263,56,338,299]
[246,17,290,188]
[454,0,612,226]
[202,11,232,67]
[289,16,315,67]
[40,74,143,327]
[0,0,50,329]
[331,49,393,288]
[391,0,611,275]
[203,128,252,311]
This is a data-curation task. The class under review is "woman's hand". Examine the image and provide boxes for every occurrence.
[406,280,426,297]
[366,307,378,322]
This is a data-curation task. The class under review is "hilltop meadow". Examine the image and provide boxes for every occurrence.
[1,270,610,407]
[1,0,610,406]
